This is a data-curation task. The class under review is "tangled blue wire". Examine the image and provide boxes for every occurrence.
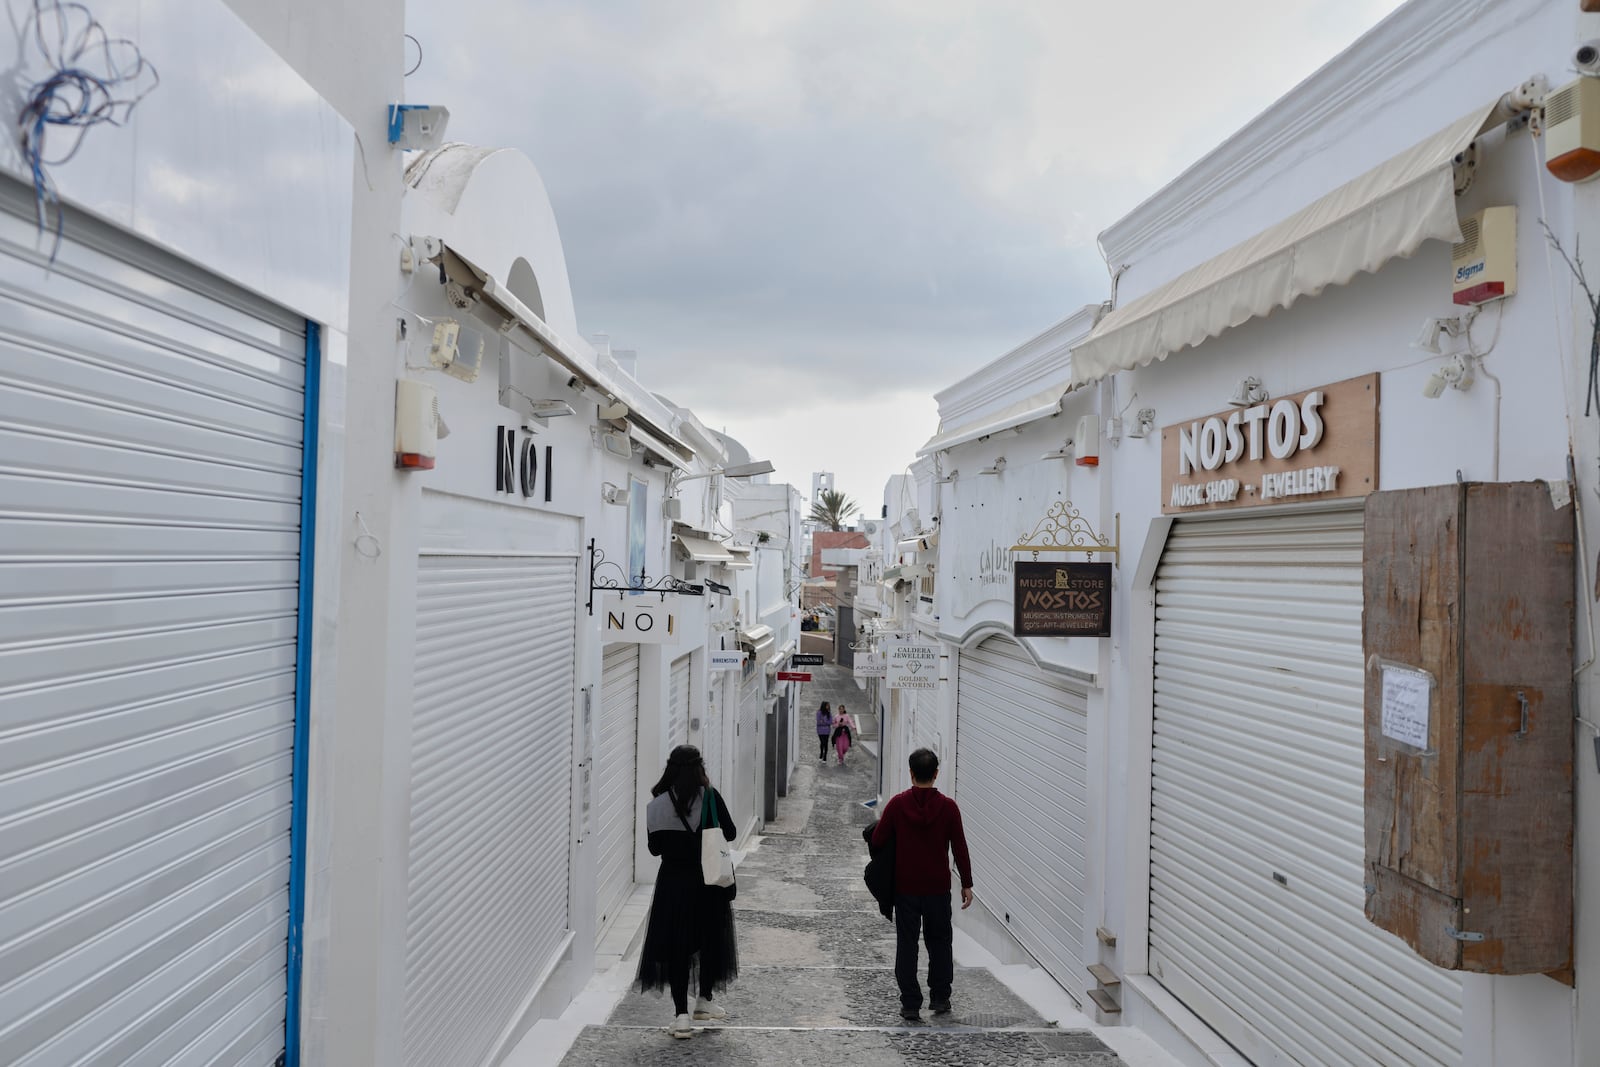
[16,0,158,262]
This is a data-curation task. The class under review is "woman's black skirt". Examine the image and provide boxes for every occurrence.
[636,859,739,995]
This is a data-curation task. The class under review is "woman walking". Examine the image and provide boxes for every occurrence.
[816,701,834,761]
[832,706,855,766]
[636,745,740,1039]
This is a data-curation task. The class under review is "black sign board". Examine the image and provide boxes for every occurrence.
[1013,561,1112,638]
[791,653,826,666]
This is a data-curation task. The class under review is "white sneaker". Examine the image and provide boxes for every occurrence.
[668,1013,693,1039]
[693,998,727,1021]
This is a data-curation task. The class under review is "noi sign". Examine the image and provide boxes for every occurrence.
[600,595,681,645]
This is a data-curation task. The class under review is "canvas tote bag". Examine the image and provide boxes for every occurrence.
[700,791,736,888]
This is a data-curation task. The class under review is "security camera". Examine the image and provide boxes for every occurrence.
[1576,39,1600,77]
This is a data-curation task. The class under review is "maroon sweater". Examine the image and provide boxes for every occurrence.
[870,786,973,895]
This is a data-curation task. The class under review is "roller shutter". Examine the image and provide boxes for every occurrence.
[910,684,940,760]
[702,670,726,797]
[404,554,577,1067]
[668,655,691,752]
[0,193,308,1065]
[596,645,639,935]
[1150,509,1462,1066]
[955,637,1088,1000]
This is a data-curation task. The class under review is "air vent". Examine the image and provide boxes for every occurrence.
[1452,215,1481,260]
[1547,82,1578,129]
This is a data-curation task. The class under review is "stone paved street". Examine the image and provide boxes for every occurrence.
[553,664,1131,1066]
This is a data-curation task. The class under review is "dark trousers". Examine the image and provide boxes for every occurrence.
[819,735,831,759]
[894,892,953,1009]
[668,958,714,1015]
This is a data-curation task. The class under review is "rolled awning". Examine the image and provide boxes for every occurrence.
[674,533,734,563]
[1070,102,1497,388]
[724,545,754,570]
[739,624,776,666]
[916,382,1069,457]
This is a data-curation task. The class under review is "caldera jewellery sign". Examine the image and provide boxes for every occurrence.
[1160,373,1378,514]
[1013,562,1112,638]
[886,643,939,690]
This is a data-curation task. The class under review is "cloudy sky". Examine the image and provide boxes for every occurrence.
[406,0,1403,510]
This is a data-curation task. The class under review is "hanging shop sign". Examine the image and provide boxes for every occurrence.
[710,649,746,671]
[1160,373,1378,514]
[853,650,888,679]
[887,643,940,690]
[599,596,681,645]
[776,671,812,682]
[1013,561,1112,638]
[791,653,826,667]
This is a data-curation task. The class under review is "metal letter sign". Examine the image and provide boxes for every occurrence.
[1013,561,1112,638]
[600,595,681,645]
[887,643,939,690]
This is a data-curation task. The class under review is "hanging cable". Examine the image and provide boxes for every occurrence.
[16,1,159,262]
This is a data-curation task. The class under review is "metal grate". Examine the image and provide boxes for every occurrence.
[1452,215,1481,260]
[1547,83,1578,129]
[956,1013,1028,1029]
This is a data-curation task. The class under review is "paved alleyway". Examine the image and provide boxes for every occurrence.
[549,665,1135,1066]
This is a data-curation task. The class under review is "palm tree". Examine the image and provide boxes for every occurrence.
[808,489,859,531]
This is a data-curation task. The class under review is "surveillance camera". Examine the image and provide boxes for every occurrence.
[1421,370,1448,400]
[1576,39,1600,76]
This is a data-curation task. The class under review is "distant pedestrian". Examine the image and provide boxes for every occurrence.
[816,701,833,761]
[870,747,973,1021]
[636,745,740,1040]
[831,706,854,765]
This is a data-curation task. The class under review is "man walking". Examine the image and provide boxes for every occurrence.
[870,747,973,1020]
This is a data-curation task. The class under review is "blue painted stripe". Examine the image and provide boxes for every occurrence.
[284,321,321,1066]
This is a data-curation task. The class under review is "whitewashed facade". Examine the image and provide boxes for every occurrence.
[912,2,1600,1065]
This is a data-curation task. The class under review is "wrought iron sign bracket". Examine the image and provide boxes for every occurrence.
[1009,502,1121,568]
[587,538,704,615]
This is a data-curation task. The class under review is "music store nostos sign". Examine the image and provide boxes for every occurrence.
[1013,561,1113,638]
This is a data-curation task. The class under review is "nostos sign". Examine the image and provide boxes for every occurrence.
[1013,561,1112,638]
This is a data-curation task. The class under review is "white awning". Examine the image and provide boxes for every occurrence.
[674,533,734,563]
[739,625,776,666]
[1070,102,1497,388]
[916,382,1069,457]
[629,422,692,471]
[724,545,754,570]
[431,241,695,459]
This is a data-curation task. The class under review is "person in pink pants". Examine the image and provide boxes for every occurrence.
[832,707,855,765]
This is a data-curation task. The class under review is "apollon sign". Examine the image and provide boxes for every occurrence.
[1161,373,1378,514]
[1013,562,1112,638]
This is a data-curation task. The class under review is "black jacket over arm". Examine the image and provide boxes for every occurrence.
[862,818,896,920]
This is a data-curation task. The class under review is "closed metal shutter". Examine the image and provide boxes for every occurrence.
[596,645,639,935]
[734,675,763,834]
[1150,509,1462,1067]
[702,670,725,796]
[404,555,577,1067]
[956,637,1088,1000]
[668,655,691,752]
[910,684,940,759]
[0,195,307,1065]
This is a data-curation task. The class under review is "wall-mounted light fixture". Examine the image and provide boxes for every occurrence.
[1228,376,1269,407]
[978,457,1007,476]
[1128,408,1158,439]
[601,482,628,505]
[1422,355,1476,399]
[1412,311,1475,355]
[936,469,959,484]
[1040,439,1074,461]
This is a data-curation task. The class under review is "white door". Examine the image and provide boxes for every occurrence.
[597,645,640,936]
[0,194,309,1065]
[1150,509,1463,1067]
[404,554,577,1067]
[955,636,1089,1001]
[668,654,691,752]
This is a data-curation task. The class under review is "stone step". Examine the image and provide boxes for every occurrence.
[1087,962,1121,989]
[559,1024,1127,1065]
[1086,987,1122,1015]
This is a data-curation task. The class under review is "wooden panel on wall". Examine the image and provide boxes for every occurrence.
[1363,481,1574,977]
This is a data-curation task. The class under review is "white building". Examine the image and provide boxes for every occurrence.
[909,2,1600,1066]
[0,4,805,1064]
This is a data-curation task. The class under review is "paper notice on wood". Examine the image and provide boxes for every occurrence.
[1380,667,1432,749]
